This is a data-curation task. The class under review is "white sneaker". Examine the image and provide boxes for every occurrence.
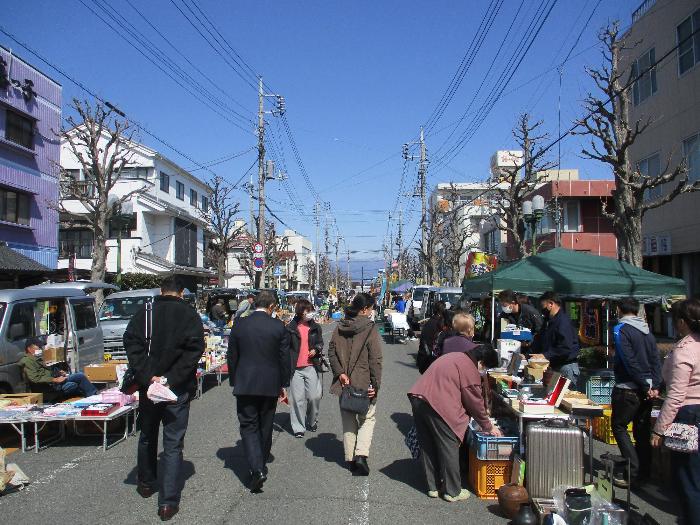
[427,490,439,498]
[442,489,471,502]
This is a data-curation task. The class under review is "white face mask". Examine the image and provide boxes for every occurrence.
[304,312,315,321]
[501,305,513,314]
[34,349,43,358]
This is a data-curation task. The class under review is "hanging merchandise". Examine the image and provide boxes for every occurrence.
[579,301,601,346]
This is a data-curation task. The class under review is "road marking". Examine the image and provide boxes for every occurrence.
[348,477,370,525]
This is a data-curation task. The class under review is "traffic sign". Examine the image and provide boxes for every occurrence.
[253,257,265,271]
[253,242,264,254]
[273,266,283,277]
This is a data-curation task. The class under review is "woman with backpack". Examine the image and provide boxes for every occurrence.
[328,293,383,475]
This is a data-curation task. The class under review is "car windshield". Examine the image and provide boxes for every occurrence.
[440,293,461,304]
[99,297,149,321]
[412,289,426,301]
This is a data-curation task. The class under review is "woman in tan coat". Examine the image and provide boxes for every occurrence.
[328,293,383,475]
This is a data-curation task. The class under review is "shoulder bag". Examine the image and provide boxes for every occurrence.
[339,328,374,415]
[120,301,153,394]
[663,422,699,453]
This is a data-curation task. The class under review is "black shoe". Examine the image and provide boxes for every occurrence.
[249,470,267,493]
[294,432,304,439]
[346,460,357,472]
[267,453,275,463]
[136,482,155,498]
[354,455,370,476]
[308,423,318,433]
[157,505,179,521]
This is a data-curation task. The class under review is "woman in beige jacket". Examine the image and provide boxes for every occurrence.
[328,293,383,475]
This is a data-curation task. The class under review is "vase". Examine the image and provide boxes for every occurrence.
[496,483,529,520]
[513,503,537,525]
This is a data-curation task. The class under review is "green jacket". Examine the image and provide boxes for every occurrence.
[18,355,54,384]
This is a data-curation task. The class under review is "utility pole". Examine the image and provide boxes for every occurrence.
[334,236,341,292]
[419,127,428,283]
[346,246,350,290]
[314,202,320,293]
[397,207,403,280]
[255,77,265,289]
[253,76,285,289]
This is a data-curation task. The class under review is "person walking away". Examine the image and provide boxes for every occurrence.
[227,291,291,493]
[395,294,407,314]
[610,297,662,487]
[651,299,700,524]
[417,301,447,373]
[20,338,98,397]
[328,293,383,475]
[287,299,324,438]
[536,292,580,387]
[497,289,543,351]
[438,313,478,356]
[123,275,205,522]
[234,293,255,319]
[408,345,502,501]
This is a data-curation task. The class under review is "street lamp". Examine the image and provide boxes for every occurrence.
[522,195,545,256]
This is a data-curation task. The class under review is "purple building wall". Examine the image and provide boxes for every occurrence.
[0,46,61,268]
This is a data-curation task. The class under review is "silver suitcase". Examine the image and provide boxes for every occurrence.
[526,418,585,498]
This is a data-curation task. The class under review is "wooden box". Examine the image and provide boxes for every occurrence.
[0,393,43,405]
[43,347,66,363]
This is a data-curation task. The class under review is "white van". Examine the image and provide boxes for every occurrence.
[411,285,434,320]
[0,283,114,394]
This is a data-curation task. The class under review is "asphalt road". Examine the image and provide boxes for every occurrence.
[0,323,678,524]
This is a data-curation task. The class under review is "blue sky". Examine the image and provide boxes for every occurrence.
[3,0,642,278]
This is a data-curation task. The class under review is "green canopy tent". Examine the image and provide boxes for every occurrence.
[462,248,686,345]
[462,248,686,301]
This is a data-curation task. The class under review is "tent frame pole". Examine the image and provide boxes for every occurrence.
[491,293,496,345]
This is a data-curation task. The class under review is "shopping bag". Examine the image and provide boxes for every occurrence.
[146,382,178,403]
[405,425,421,459]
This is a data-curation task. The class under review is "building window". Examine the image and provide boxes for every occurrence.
[59,229,93,258]
[638,154,662,201]
[563,201,580,232]
[684,134,700,182]
[120,167,148,179]
[677,9,700,75]
[174,217,197,267]
[632,48,657,105]
[190,189,198,207]
[201,195,209,212]
[0,187,31,225]
[5,109,34,150]
[160,172,170,193]
[176,181,185,200]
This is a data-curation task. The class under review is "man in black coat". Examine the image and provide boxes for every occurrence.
[123,275,205,522]
[227,290,291,492]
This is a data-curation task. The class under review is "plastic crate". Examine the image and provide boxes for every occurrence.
[592,408,634,445]
[467,448,512,499]
[586,372,616,404]
[468,421,519,460]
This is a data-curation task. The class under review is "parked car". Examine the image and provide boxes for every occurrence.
[99,288,161,360]
[411,285,435,320]
[0,283,114,394]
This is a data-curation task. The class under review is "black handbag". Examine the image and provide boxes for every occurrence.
[340,385,370,415]
[120,301,152,394]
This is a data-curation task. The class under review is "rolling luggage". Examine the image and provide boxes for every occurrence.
[526,418,585,499]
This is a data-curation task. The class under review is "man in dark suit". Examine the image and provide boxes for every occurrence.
[124,275,205,522]
[227,290,291,493]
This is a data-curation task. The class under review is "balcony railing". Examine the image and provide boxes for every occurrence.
[60,180,97,199]
[59,241,93,259]
[632,0,655,24]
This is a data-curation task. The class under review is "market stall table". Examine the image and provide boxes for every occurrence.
[196,363,227,399]
[71,404,139,451]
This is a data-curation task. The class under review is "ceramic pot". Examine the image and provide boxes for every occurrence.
[513,503,537,525]
[496,483,529,520]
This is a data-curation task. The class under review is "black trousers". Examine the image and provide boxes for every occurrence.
[671,404,700,525]
[137,391,191,506]
[409,396,462,497]
[610,387,652,479]
[235,395,278,473]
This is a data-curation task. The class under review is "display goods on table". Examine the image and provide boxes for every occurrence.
[525,419,585,499]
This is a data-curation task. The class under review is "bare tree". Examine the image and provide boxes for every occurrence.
[490,113,555,260]
[436,184,480,285]
[577,22,699,266]
[236,221,289,288]
[303,258,317,290]
[59,99,146,301]
[416,203,441,284]
[200,176,244,285]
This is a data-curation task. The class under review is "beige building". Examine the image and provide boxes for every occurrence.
[619,0,700,296]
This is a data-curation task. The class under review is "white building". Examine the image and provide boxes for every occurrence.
[58,131,213,286]
[282,229,313,290]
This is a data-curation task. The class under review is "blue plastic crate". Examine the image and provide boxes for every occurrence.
[586,372,616,405]
[467,421,519,460]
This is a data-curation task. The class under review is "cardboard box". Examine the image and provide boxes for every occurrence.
[84,363,119,382]
[0,393,43,405]
[526,366,545,381]
[43,346,66,363]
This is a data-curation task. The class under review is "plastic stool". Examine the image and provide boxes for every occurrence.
[599,452,631,511]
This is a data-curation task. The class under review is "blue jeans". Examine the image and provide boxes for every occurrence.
[671,404,700,524]
[556,362,580,390]
[56,373,98,397]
